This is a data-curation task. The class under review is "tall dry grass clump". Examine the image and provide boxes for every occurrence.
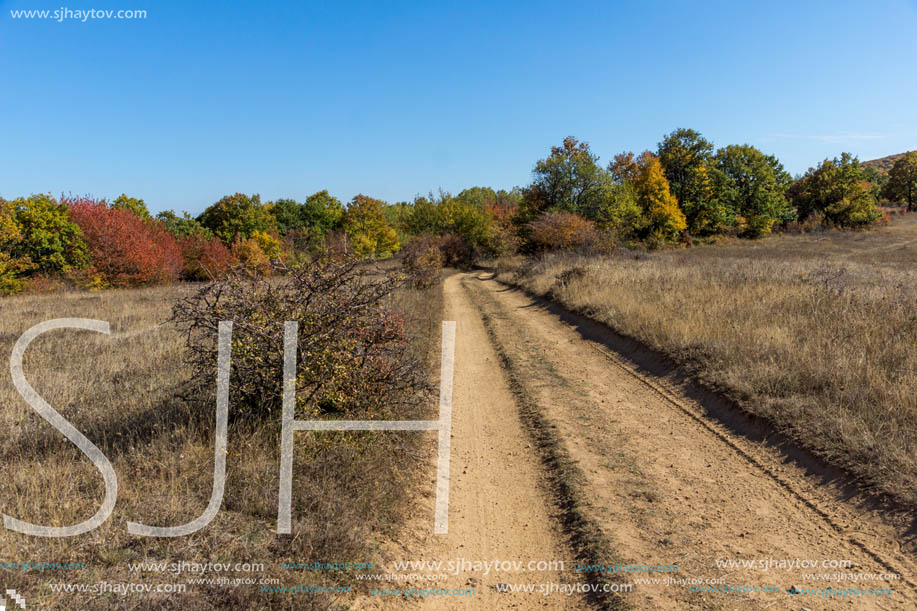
[0,259,443,609]
[501,217,917,505]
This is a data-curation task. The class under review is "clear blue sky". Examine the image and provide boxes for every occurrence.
[2,0,915,215]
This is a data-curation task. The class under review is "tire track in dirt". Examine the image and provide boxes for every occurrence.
[462,271,917,611]
[367,273,587,610]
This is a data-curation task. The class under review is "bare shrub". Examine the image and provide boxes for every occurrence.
[402,233,443,288]
[438,232,476,267]
[172,254,428,421]
[783,211,827,234]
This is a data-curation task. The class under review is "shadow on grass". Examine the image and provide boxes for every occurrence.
[3,387,215,462]
[479,273,917,557]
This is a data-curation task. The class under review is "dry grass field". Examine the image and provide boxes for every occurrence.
[0,273,443,610]
[498,214,917,506]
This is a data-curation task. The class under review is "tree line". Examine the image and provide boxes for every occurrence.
[1,131,915,294]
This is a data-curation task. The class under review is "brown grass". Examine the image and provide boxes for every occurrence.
[0,272,443,609]
[498,215,917,506]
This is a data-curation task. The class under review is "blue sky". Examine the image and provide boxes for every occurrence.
[2,0,915,215]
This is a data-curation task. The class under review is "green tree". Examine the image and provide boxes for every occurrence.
[111,193,150,217]
[157,210,213,238]
[882,151,917,211]
[302,190,344,235]
[267,198,305,234]
[657,128,730,234]
[435,191,494,252]
[584,182,642,233]
[198,193,275,244]
[529,136,611,216]
[13,194,89,273]
[276,190,346,252]
[383,201,414,244]
[455,186,497,209]
[343,195,400,258]
[712,145,795,237]
[610,151,686,241]
[787,153,881,228]
[523,137,643,234]
[406,195,440,235]
[862,165,889,200]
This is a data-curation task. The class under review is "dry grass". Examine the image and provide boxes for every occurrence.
[0,273,443,609]
[499,215,917,506]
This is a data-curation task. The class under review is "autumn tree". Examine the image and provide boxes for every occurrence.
[657,128,729,234]
[481,189,523,255]
[522,138,640,237]
[13,194,89,274]
[882,151,917,211]
[198,193,276,244]
[526,211,610,252]
[787,153,881,228]
[712,145,794,237]
[343,194,400,258]
[112,193,150,217]
[435,192,489,248]
[0,198,34,294]
[610,151,686,241]
[178,232,235,281]
[65,196,183,286]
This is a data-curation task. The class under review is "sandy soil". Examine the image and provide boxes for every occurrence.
[369,272,917,610]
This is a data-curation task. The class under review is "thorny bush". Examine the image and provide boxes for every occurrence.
[172,253,428,421]
[401,233,443,288]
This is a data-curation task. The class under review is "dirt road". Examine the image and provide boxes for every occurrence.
[390,272,917,610]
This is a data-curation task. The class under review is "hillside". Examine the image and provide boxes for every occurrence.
[863,150,915,173]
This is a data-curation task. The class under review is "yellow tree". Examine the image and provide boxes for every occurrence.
[0,198,35,294]
[610,151,686,241]
[343,195,400,258]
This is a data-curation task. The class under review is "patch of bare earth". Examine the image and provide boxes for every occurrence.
[457,271,917,610]
[361,274,585,610]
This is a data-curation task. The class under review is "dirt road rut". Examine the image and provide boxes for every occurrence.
[396,272,917,610]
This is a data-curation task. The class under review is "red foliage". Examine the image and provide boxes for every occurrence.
[179,233,236,281]
[64,196,183,286]
[526,211,613,252]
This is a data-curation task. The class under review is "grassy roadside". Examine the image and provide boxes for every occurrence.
[495,216,917,509]
[0,270,443,610]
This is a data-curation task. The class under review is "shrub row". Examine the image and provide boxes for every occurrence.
[3,133,912,294]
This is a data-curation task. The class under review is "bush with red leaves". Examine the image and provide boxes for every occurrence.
[178,233,236,281]
[526,211,615,253]
[64,195,183,286]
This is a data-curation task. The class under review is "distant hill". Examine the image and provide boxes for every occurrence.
[862,151,914,173]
